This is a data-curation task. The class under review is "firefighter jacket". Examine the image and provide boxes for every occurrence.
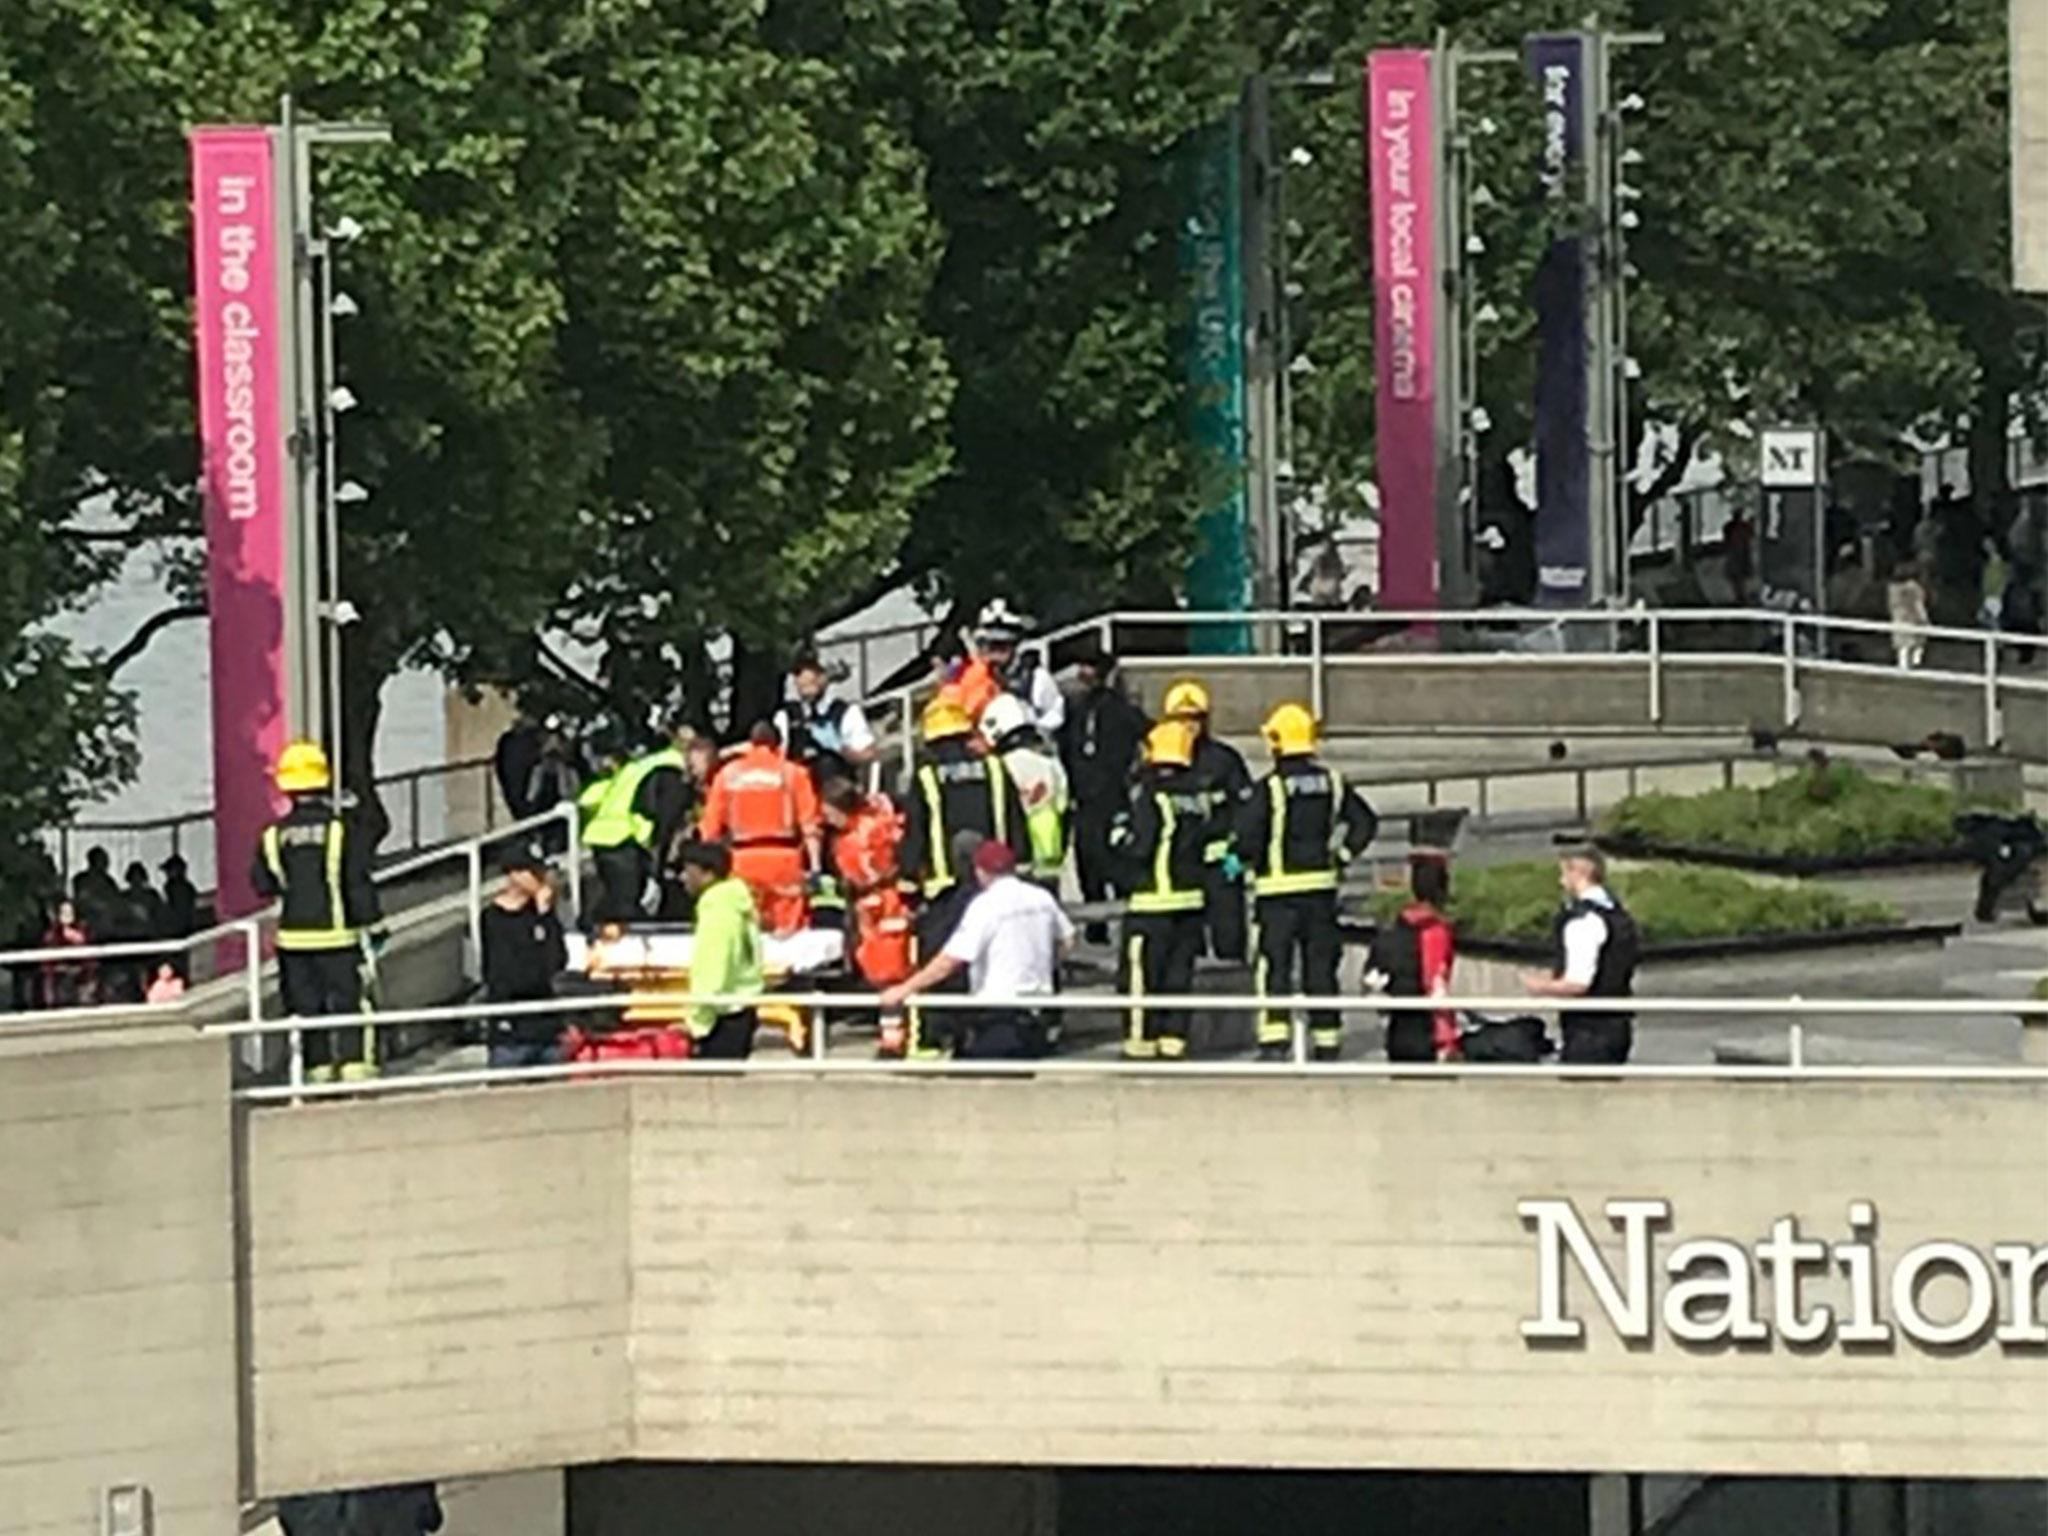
[1235,757,1379,897]
[250,797,381,951]
[899,738,1031,896]
[1112,768,1213,913]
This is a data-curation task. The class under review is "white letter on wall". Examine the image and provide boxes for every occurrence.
[1892,1241,1998,1348]
[1520,1198,1667,1342]
[1663,1238,1769,1344]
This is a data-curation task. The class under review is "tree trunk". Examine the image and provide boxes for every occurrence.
[1967,374,2013,519]
[340,627,393,855]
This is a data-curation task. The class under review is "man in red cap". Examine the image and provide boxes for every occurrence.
[881,839,1073,1058]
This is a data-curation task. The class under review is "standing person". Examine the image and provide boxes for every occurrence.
[954,601,1066,735]
[697,722,823,935]
[1722,508,1755,603]
[822,778,915,1055]
[1523,848,1640,1064]
[39,899,97,1010]
[1110,721,1212,1061]
[1367,856,1458,1062]
[71,846,120,933]
[1056,643,1148,941]
[493,713,546,822]
[1236,703,1378,1061]
[1162,678,1253,962]
[522,722,584,832]
[1887,558,1930,669]
[774,652,878,788]
[677,841,764,1059]
[481,847,569,1068]
[160,854,200,938]
[580,721,692,927]
[881,841,1074,1060]
[979,693,1070,889]
[112,861,169,1003]
[10,893,50,1012]
[250,741,382,1082]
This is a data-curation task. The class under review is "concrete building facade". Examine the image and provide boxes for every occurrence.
[2019,0,2048,291]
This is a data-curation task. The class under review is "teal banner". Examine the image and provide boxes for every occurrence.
[1178,115,1252,655]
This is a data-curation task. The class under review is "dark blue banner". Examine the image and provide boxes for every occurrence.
[1526,34,1591,607]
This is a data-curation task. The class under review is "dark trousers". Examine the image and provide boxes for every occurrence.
[908,892,971,1057]
[958,1009,1046,1060]
[591,844,649,925]
[1203,866,1247,961]
[1253,889,1341,1053]
[1384,1013,1437,1062]
[1119,909,1205,1058]
[1072,797,1123,907]
[1561,1015,1633,1065]
[696,1010,757,1059]
[279,946,366,1069]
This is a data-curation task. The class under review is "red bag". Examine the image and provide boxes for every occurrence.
[562,1024,692,1063]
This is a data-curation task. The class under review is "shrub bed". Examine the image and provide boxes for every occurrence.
[1368,859,1900,946]
[1597,762,1961,867]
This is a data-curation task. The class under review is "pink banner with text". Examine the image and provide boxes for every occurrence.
[1366,51,1440,611]
[189,128,288,921]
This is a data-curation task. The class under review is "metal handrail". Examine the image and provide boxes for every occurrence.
[0,916,265,1029]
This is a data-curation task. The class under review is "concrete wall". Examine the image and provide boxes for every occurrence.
[1117,654,2042,759]
[247,1075,2048,1492]
[2018,0,2048,292]
[0,1030,239,1536]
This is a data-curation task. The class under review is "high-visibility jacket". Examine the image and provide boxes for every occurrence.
[687,876,763,1038]
[583,747,685,850]
[1112,769,1211,913]
[899,738,1030,897]
[250,798,380,951]
[832,795,905,893]
[576,771,613,824]
[997,740,1070,879]
[1235,757,1379,897]
[698,744,821,850]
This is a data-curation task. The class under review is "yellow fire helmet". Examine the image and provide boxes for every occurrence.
[1144,718,1198,768]
[1260,702,1319,758]
[275,738,333,793]
[1162,677,1211,720]
[921,694,975,742]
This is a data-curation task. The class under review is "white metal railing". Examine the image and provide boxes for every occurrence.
[859,605,2047,773]
[0,917,265,1027]
[198,987,2048,1101]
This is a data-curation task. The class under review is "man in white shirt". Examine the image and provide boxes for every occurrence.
[1523,848,1640,1063]
[881,840,1074,1058]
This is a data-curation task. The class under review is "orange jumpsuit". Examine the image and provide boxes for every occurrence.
[698,744,821,934]
[834,795,913,987]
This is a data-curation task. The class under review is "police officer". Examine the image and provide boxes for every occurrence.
[898,696,1030,1057]
[1523,847,1640,1063]
[580,721,692,926]
[1162,678,1252,962]
[774,651,877,788]
[1111,720,1212,1061]
[1236,703,1377,1061]
[250,741,381,1082]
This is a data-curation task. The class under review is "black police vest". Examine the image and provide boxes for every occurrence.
[1549,897,1640,997]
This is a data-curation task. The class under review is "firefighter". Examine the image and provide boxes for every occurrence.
[1162,677,1252,962]
[1111,720,1212,1061]
[979,692,1070,889]
[249,740,381,1082]
[1236,702,1378,1061]
[822,777,915,1056]
[899,696,1029,1057]
[580,722,693,926]
[698,721,823,936]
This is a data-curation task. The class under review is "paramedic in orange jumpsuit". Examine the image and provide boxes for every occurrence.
[697,722,823,935]
[822,777,916,1055]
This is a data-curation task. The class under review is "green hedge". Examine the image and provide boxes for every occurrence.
[1598,763,1957,859]
[1368,859,1899,945]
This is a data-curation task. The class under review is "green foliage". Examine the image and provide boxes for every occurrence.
[1369,858,1899,943]
[1599,764,1959,859]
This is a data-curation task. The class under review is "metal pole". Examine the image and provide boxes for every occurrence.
[899,692,916,779]
[1242,72,1283,611]
[564,802,584,920]
[1983,634,2001,747]
[240,918,263,1026]
[316,243,345,806]
[1309,613,1326,720]
[1781,613,1800,727]
[1646,611,1662,723]
[466,843,484,972]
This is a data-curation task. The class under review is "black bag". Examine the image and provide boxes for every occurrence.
[1460,1013,1553,1064]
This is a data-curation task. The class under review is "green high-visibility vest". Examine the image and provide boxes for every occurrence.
[583,747,684,850]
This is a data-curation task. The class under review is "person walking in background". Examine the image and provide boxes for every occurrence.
[39,898,97,1010]
[881,841,1074,1060]
[493,712,546,822]
[160,853,199,939]
[1056,642,1148,941]
[1523,848,1640,1064]
[1887,558,1930,669]
[481,847,569,1068]
[677,841,764,1059]
[1722,508,1755,603]
[71,845,120,933]
[1367,856,1458,1062]
[107,861,169,1003]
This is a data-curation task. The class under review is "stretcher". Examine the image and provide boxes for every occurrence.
[563,927,846,1054]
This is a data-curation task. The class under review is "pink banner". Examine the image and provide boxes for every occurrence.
[189,128,288,921]
[1366,52,1440,611]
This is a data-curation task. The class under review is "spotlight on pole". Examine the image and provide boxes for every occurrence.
[1474,115,1500,137]
[1288,145,1315,168]
[1470,406,1493,435]
[335,480,371,505]
[1465,232,1486,256]
[1289,354,1317,377]
[1471,184,1499,209]
[1623,357,1643,381]
[1620,209,1642,231]
[327,214,365,244]
[1621,147,1646,167]
[328,385,359,414]
[1619,93,1647,113]
[329,291,360,319]
[1475,303,1502,326]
